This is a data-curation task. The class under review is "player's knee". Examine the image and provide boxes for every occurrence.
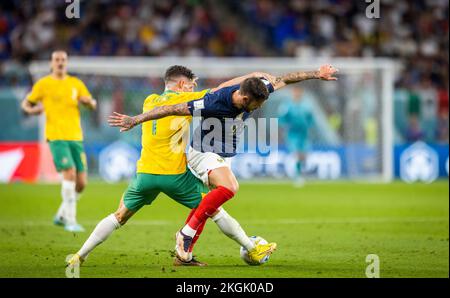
[114,212,128,226]
[227,180,239,194]
[62,168,76,181]
[210,175,239,194]
[219,180,239,195]
[210,170,239,194]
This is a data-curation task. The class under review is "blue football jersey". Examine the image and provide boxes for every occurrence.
[187,79,274,157]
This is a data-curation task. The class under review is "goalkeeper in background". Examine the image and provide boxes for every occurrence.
[21,50,97,232]
[278,86,315,186]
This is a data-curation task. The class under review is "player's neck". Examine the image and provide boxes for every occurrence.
[165,87,179,92]
[164,84,182,92]
[51,72,67,80]
[231,91,244,109]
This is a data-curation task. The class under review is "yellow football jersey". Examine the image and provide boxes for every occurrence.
[137,89,209,175]
[27,75,92,141]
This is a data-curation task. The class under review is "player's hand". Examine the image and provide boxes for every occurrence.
[80,97,97,110]
[23,103,43,115]
[108,112,136,132]
[318,64,339,81]
[31,105,44,115]
[89,99,97,110]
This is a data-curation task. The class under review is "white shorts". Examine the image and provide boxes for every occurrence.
[187,146,232,187]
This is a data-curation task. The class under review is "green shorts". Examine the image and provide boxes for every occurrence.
[123,171,209,212]
[48,140,87,172]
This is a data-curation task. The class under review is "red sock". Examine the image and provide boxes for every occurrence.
[188,219,207,253]
[187,186,234,230]
[185,208,196,224]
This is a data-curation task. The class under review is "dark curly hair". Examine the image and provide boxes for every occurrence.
[164,65,196,83]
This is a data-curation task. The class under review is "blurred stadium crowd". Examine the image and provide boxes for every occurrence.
[0,0,448,144]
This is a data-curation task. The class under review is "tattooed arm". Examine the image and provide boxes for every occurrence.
[210,72,277,92]
[271,64,339,91]
[108,103,189,132]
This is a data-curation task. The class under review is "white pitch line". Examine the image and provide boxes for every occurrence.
[273,217,448,225]
[0,216,447,227]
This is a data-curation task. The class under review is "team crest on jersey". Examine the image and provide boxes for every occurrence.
[193,100,205,110]
[72,88,78,101]
[217,158,224,163]
[62,157,68,164]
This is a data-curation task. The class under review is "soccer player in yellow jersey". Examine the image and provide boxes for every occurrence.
[68,66,276,267]
[21,50,97,232]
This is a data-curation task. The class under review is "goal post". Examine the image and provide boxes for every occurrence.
[29,57,398,182]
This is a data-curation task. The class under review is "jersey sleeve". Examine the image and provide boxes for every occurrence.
[76,78,92,99]
[186,85,238,116]
[186,93,219,117]
[27,80,44,103]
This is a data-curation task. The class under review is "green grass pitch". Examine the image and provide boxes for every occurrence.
[0,180,448,278]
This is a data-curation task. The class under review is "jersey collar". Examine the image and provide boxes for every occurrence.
[162,89,178,95]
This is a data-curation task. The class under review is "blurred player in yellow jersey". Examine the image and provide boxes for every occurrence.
[68,66,276,267]
[21,50,97,232]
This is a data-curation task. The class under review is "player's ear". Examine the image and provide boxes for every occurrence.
[178,80,185,90]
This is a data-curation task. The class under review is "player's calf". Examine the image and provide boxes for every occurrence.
[75,213,122,261]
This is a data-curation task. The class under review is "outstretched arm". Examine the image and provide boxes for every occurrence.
[108,103,190,132]
[108,65,337,132]
[271,64,338,90]
[210,72,277,92]
[107,71,267,132]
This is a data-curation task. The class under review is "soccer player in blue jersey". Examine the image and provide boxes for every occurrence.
[109,64,338,261]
